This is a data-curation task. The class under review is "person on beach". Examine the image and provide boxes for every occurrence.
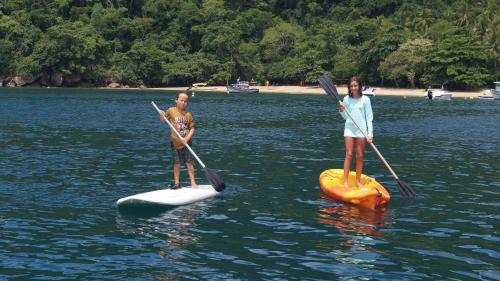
[158,92,197,189]
[338,76,373,188]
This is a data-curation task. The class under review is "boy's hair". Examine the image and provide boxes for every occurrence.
[348,76,363,97]
[175,92,189,99]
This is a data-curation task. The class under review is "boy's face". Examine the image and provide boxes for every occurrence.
[176,93,189,111]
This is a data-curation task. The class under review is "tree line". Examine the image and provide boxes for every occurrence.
[0,0,498,89]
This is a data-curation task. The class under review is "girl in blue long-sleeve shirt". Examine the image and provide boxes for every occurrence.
[339,77,373,188]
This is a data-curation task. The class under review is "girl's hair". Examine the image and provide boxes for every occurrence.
[347,76,362,97]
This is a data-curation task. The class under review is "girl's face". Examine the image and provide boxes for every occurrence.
[349,81,361,96]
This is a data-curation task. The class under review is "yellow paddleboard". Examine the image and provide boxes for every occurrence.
[319,169,390,210]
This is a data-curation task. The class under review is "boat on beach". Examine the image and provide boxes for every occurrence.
[424,84,452,100]
[192,83,207,88]
[490,82,500,99]
[189,82,219,93]
[226,80,259,94]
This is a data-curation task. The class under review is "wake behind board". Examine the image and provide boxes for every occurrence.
[117,185,218,208]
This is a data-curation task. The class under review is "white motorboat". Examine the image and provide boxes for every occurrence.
[362,86,376,97]
[490,82,500,99]
[226,80,259,93]
[424,84,452,100]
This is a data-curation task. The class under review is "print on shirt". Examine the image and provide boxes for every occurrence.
[176,116,188,137]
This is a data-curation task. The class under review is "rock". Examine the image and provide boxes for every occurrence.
[63,75,81,86]
[13,76,37,86]
[51,73,63,87]
[108,82,121,88]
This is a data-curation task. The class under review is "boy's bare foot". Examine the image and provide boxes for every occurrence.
[171,182,181,190]
[356,182,365,188]
[191,182,198,188]
[343,181,349,188]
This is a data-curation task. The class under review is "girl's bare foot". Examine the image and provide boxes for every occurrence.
[356,182,365,188]
[343,181,349,188]
[191,182,198,188]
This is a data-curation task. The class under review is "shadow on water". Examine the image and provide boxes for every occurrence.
[116,204,178,218]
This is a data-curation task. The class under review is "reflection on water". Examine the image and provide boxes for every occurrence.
[317,194,391,240]
[116,201,213,249]
[115,201,216,279]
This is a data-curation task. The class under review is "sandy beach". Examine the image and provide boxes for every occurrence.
[151,85,491,98]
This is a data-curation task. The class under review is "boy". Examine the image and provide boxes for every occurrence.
[159,92,197,189]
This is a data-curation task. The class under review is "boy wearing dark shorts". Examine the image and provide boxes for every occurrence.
[159,92,197,189]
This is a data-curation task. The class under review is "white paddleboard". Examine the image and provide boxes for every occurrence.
[117,185,218,207]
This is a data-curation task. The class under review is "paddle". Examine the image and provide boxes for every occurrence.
[318,75,416,198]
[151,101,226,192]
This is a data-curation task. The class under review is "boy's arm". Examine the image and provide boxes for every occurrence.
[184,127,195,143]
[159,108,171,123]
[183,114,195,143]
[159,109,166,123]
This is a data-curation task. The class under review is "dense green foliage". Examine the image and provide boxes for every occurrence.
[0,0,498,89]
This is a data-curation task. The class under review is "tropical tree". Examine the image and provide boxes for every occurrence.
[361,17,406,84]
[0,39,15,76]
[261,21,305,62]
[379,38,432,88]
[422,33,491,88]
[30,21,108,82]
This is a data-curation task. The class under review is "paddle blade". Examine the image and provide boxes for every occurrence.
[205,168,225,192]
[318,75,341,101]
[397,179,416,198]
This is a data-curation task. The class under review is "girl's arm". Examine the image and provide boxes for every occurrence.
[365,97,373,138]
[339,97,348,120]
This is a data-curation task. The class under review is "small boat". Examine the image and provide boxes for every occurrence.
[424,84,452,100]
[226,80,259,94]
[490,82,500,99]
[319,169,390,210]
[362,86,376,97]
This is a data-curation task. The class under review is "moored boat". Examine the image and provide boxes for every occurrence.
[424,84,452,100]
[226,80,259,93]
[362,86,376,96]
[319,169,390,210]
[490,82,500,99]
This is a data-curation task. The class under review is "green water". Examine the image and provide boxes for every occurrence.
[1,88,499,280]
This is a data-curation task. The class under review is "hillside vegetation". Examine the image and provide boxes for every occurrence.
[0,0,498,89]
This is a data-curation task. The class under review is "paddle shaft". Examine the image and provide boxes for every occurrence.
[151,101,206,169]
[339,101,401,181]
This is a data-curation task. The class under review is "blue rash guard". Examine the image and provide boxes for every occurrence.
[339,95,373,138]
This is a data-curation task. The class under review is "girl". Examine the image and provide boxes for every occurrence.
[339,77,373,188]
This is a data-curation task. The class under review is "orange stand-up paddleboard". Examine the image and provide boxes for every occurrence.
[319,169,390,210]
